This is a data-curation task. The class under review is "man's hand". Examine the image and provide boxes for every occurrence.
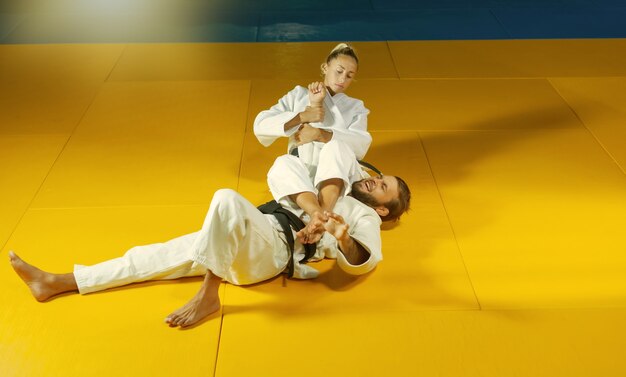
[296,211,328,244]
[325,212,369,265]
[308,81,326,106]
[323,212,350,242]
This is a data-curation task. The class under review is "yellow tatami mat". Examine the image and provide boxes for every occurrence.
[2,40,626,377]
[31,80,249,208]
[348,78,581,131]
[0,80,105,135]
[0,44,123,83]
[108,42,396,81]
[550,77,626,173]
[390,39,626,78]
[421,128,626,308]
[0,44,123,135]
[1,206,222,376]
[0,134,67,246]
[215,308,626,377]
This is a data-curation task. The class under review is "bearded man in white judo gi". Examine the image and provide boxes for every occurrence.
[8,143,410,328]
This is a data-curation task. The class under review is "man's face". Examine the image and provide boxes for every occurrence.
[351,175,399,208]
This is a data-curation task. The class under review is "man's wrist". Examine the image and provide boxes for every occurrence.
[337,234,352,246]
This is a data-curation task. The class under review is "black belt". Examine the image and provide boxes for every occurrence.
[257,200,317,278]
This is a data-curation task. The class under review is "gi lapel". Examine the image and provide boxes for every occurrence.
[323,91,347,130]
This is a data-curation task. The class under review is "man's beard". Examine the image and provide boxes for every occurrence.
[350,180,383,208]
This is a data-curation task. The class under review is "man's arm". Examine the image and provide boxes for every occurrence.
[291,176,345,244]
[318,178,343,213]
[325,213,370,265]
[291,191,327,244]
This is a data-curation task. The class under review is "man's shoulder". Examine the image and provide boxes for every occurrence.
[335,197,381,223]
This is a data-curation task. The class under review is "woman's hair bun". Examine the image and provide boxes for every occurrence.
[326,42,358,64]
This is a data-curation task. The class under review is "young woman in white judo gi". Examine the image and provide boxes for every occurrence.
[8,150,410,328]
[253,43,371,177]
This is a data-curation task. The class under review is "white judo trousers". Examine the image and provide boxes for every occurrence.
[74,189,290,293]
[73,140,362,294]
[268,139,368,212]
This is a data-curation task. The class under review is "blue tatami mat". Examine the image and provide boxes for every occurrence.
[1,0,626,43]
[258,9,509,42]
[492,7,626,39]
[0,13,23,41]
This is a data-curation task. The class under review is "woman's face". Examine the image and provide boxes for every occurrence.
[323,54,358,94]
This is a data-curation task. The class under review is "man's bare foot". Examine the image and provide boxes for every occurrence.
[165,273,221,328]
[165,290,220,328]
[8,251,77,302]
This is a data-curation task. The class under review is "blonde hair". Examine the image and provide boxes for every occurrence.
[321,43,359,75]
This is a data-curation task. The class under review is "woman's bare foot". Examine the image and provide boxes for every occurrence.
[165,272,221,328]
[8,251,77,302]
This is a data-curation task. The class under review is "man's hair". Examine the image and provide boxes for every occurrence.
[380,176,411,222]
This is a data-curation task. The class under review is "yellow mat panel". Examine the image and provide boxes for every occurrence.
[215,308,626,377]
[246,79,304,134]
[0,44,122,135]
[108,42,396,82]
[232,131,479,312]
[390,39,626,78]
[31,80,249,208]
[237,131,286,204]
[0,134,67,247]
[1,206,222,377]
[0,44,123,83]
[348,78,581,131]
[550,77,626,173]
[247,78,582,133]
[0,80,106,135]
[421,128,626,308]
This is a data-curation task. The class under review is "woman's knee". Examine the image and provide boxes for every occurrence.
[320,139,353,159]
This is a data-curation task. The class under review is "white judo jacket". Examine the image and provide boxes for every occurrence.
[291,195,383,279]
[267,147,382,280]
[253,85,372,165]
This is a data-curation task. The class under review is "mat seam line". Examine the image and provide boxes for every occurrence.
[547,77,626,176]
[385,41,401,80]
[1,78,104,251]
[489,8,513,39]
[212,285,226,377]
[235,80,253,192]
[417,132,482,310]
[105,44,127,82]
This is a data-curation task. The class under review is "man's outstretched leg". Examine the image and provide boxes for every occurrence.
[9,231,203,301]
[9,251,78,301]
[164,271,221,328]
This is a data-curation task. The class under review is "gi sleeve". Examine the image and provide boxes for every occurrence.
[318,207,382,276]
[253,86,306,147]
[320,100,371,160]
